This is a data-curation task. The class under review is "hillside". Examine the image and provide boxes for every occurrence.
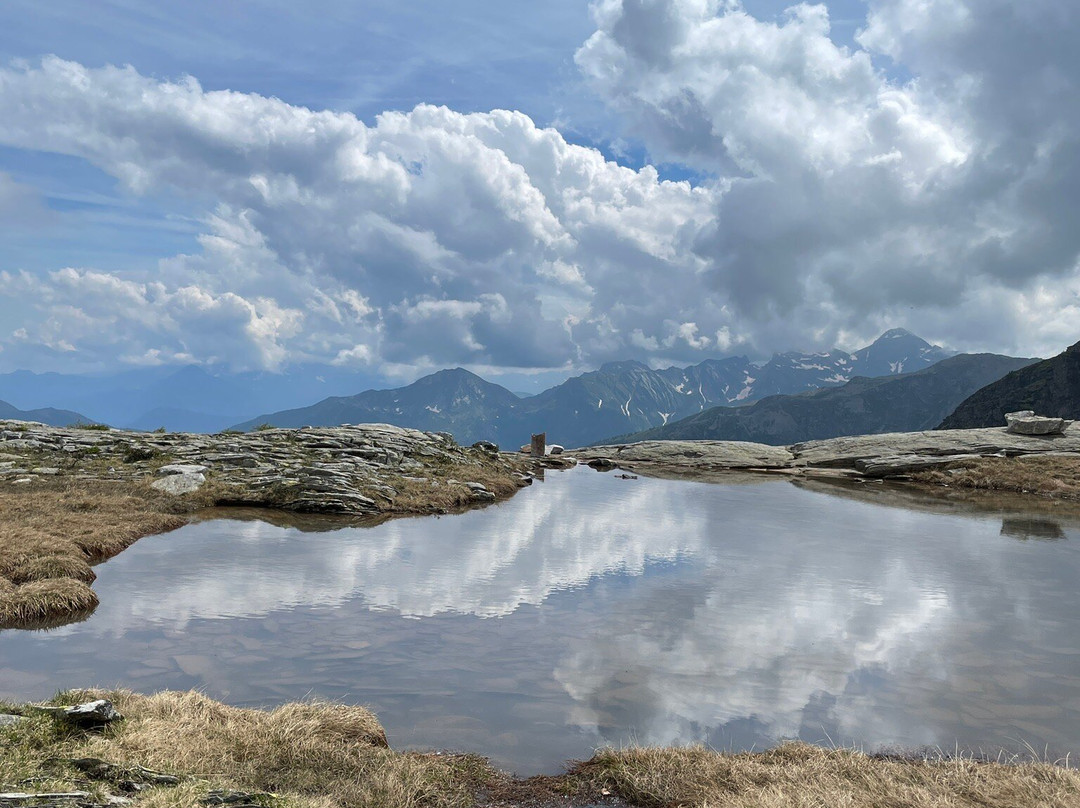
[0,399,89,428]
[232,368,524,445]
[940,340,1080,429]
[601,353,1036,446]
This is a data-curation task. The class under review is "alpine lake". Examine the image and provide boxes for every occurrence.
[3,465,1080,775]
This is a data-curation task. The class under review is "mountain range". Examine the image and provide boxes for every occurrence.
[235,329,957,447]
[0,364,384,433]
[603,353,1037,446]
[939,339,1080,429]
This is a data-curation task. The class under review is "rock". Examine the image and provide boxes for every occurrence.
[854,454,983,478]
[588,458,618,469]
[792,426,1080,469]
[151,473,206,495]
[203,790,271,806]
[0,714,25,726]
[465,482,496,502]
[580,440,794,470]
[1005,411,1070,435]
[37,699,122,728]
[471,440,499,453]
[547,444,564,455]
[157,464,209,476]
[31,467,60,475]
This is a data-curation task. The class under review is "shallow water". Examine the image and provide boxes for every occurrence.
[3,467,1080,774]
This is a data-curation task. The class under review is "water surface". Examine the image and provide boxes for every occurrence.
[2,467,1080,774]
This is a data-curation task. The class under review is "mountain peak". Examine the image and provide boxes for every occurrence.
[598,360,650,374]
[875,328,920,342]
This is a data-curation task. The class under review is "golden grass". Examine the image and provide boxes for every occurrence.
[569,743,1080,808]
[915,455,1080,500]
[2,689,496,808]
[380,462,525,514]
[4,690,1079,808]
[0,479,188,628]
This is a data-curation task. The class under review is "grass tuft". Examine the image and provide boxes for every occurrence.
[569,743,1080,808]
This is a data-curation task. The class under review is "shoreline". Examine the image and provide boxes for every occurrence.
[0,420,548,629]
[5,419,1080,627]
[2,689,1078,808]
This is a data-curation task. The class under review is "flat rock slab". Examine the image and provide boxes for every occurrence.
[577,440,795,470]
[791,425,1080,469]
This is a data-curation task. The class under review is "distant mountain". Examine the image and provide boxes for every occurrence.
[940,340,1080,429]
[232,368,524,444]
[0,399,89,428]
[125,407,251,434]
[0,364,383,430]
[234,330,958,447]
[602,353,1036,446]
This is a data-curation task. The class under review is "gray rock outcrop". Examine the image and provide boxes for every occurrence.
[0,421,530,515]
[576,424,1080,479]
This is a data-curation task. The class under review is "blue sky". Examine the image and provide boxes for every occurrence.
[0,0,1078,383]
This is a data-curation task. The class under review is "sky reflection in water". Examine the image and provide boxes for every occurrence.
[2,467,1079,775]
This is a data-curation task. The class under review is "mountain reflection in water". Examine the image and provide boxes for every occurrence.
[1,466,1079,775]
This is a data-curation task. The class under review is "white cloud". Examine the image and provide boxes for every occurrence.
[576,0,1080,357]
[3,0,1080,375]
[0,58,730,372]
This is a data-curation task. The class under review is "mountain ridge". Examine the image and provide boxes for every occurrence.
[233,330,958,446]
[599,353,1038,447]
[940,340,1080,429]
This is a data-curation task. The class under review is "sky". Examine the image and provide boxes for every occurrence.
[0,0,1078,386]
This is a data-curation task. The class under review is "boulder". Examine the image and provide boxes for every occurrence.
[150,473,205,495]
[37,699,122,728]
[1005,411,1070,435]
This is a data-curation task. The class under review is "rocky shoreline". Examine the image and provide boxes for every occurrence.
[574,424,1080,480]
[0,420,538,515]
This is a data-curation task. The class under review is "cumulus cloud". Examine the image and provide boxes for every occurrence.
[0,57,722,372]
[576,0,1080,357]
[2,0,1080,374]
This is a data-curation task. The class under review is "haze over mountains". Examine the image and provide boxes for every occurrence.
[235,329,956,446]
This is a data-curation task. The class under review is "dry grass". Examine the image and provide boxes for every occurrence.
[0,479,189,628]
[380,461,526,514]
[4,690,1079,808]
[914,455,1080,499]
[1,689,496,808]
[569,743,1080,808]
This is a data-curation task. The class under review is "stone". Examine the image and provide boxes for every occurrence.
[471,440,499,453]
[31,467,60,475]
[1005,411,1070,435]
[791,426,1080,469]
[579,440,794,470]
[547,444,564,455]
[151,473,206,495]
[157,464,209,476]
[38,699,122,728]
[854,454,983,478]
[0,714,25,726]
[465,482,496,502]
